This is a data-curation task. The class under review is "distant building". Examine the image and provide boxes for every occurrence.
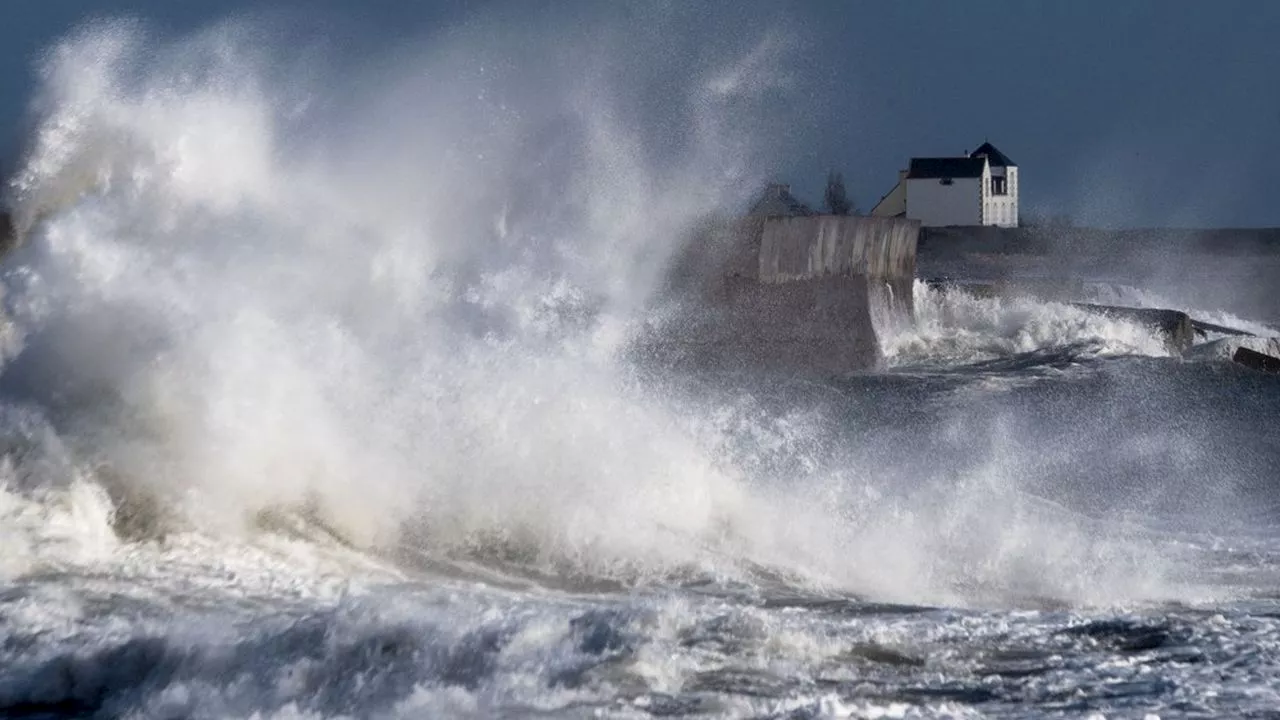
[748,183,815,218]
[871,141,1019,227]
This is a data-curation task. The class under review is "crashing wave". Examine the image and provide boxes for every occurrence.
[881,280,1173,366]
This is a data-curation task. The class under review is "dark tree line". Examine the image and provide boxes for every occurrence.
[824,171,854,216]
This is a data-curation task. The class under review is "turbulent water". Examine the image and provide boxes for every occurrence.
[1,16,1279,720]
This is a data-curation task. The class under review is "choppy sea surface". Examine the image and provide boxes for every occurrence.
[2,17,1280,720]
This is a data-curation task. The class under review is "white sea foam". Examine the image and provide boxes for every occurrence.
[882,280,1173,366]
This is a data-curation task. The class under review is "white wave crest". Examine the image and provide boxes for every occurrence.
[882,280,1173,365]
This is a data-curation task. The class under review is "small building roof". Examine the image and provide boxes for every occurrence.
[970,142,1016,167]
[907,156,987,180]
[748,182,815,217]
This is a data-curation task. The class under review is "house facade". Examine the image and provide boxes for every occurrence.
[871,141,1019,227]
[974,142,1018,228]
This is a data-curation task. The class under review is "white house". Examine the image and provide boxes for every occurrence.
[972,142,1018,227]
[871,142,1019,227]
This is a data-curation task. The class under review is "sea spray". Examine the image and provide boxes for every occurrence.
[0,17,783,576]
[0,15,1207,608]
[0,11,1276,718]
[882,279,1174,365]
[1084,281,1280,339]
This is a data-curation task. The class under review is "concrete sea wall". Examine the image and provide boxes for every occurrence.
[642,214,920,375]
[757,215,918,284]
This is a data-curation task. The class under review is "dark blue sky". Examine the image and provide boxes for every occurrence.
[3,1,1278,227]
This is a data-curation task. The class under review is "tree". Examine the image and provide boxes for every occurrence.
[824,171,853,216]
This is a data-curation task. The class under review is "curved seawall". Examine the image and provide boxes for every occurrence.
[758,215,918,284]
[641,214,919,375]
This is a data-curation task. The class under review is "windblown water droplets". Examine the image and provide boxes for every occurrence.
[882,280,1174,365]
[0,17,1207,609]
[0,19,805,584]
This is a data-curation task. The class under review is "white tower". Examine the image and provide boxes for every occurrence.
[970,142,1018,227]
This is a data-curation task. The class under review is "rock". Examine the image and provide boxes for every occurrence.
[0,211,13,255]
[1233,346,1280,374]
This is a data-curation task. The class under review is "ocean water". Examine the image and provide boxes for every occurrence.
[2,18,1280,720]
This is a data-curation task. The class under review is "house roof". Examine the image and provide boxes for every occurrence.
[748,183,815,217]
[907,156,987,180]
[970,142,1016,167]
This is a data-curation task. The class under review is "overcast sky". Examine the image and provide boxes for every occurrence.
[3,0,1278,228]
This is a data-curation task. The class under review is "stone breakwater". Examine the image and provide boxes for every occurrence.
[924,277,1280,371]
[916,224,1280,370]
[639,214,920,375]
[917,224,1280,329]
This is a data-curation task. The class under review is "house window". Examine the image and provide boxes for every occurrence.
[992,176,1007,195]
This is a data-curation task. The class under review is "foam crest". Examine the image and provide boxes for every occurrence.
[883,280,1173,365]
[0,404,118,579]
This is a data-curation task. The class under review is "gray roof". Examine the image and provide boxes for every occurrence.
[749,183,815,217]
[907,156,987,179]
[970,142,1016,167]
